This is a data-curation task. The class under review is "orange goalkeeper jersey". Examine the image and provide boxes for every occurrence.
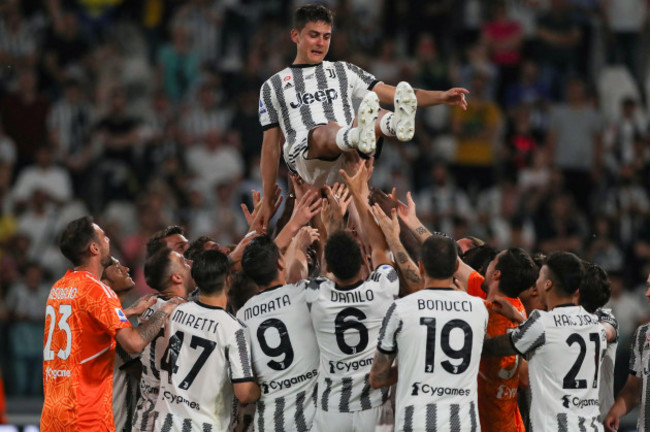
[467,271,487,300]
[478,297,526,432]
[41,270,131,432]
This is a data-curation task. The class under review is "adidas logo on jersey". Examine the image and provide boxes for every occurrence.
[290,89,338,109]
[284,82,294,89]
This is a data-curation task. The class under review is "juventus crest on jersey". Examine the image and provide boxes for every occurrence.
[237,283,320,432]
[378,287,488,432]
[510,305,607,432]
[305,265,399,414]
[154,301,255,432]
[258,61,378,172]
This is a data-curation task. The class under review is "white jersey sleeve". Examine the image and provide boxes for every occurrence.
[369,264,400,299]
[628,323,650,431]
[510,309,547,356]
[377,302,401,354]
[259,80,280,130]
[342,62,379,98]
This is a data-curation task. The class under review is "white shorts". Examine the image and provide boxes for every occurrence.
[286,133,346,186]
[312,400,392,432]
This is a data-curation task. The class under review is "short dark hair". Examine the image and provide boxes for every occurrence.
[191,249,230,295]
[293,4,334,30]
[59,216,98,266]
[185,236,212,261]
[495,248,539,298]
[228,271,259,314]
[421,233,457,279]
[144,247,173,292]
[545,252,584,296]
[241,235,280,286]
[579,262,611,313]
[461,244,497,276]
[146,225,185,257]
[325,231,362,281]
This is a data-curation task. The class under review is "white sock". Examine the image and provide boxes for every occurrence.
[335,126,359,151]
[379,113,396,137]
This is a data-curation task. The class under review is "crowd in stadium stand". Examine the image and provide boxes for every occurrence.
[0,0,650,407]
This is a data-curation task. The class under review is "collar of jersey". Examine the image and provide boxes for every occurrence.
[425,286,456,291]
[195,300,224,310]
[335,279,364,291]
[290,62,322,68]
[554,303,577,309]
[257,284,283,295]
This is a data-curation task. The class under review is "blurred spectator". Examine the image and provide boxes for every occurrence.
[174,0,225,64]
[535,0,582,94]
[411,33,453,91]
[503,104,544,177]
[450,72,502,192]
[11,146,73,212]
[156,23,200,103]
[602,0,648,82]
[534,192,584,253]
[603,97,647,180]
[403,0,454,56]
[5,262,49,396]
[457,42,499,101]
[369,39,405,84]
[584,216,625,273]
[42,11,92,92]
[0,121,16,167]
[181,82,231,147]
[503,60,552,111]
[481,1,524,104]
[0,6,37,87]
[546,77,602,211]
[186,129,244,189]
[0,69,50,170]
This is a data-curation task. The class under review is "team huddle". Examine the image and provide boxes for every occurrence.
[38,3,650,432]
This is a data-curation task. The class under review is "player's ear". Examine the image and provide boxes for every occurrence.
[290,28,300,44]
[418,261,425,278]
[89,240,100,256]
[494,269,501,281]
[170,272,182,285]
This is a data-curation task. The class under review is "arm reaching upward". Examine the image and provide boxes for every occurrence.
[260,127,284,230]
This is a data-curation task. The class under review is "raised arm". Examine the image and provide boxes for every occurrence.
[370,204,423,294]
[394,191,432,244]
[340,161,391,268]
[373,83,469,110]
[260,127,284,230]
[284,226,319,283]
[274,189,322,252]
[115,298,184,355]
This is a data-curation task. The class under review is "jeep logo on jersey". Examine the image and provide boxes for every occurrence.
[289,89,338,109]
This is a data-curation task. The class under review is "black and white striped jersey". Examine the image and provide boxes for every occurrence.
[258,61,378,171]
[378,288,488,432]
[113,344,139,432]
[131,298,166,432]
[154,301,255,431]
[305,265,399,413]
[510,305,607,432]
[595,308,618,421]
[237,283,320,432]
[629,322,650,431]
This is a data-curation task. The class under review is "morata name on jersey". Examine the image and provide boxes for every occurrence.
[243,295,291,320]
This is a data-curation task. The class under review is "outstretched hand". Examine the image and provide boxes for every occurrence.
[370,204,400,241]
[125,294,157,318]
[340,158,373,200]
[442,87,469,110]
[290,189,323,228]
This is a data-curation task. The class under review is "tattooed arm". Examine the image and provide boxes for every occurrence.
[115,298,184,355]
[370,204,423,294]
[393,191,432,244]
[369,349,398,389]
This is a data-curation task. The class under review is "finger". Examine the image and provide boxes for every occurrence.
[455,87,470,95]
[240,203,252,219]
[389,187,397,200]
[406,191,416,207]
[309,198,323,212]
[339,168,352,183]
[391,208,398,223]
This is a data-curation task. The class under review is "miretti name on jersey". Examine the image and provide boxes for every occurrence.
[305,265,399,413]
[238,283,320,432]
[510,305,607,432]
[154,301,254,432]
[378,288,488,432]
[258,61,379,171]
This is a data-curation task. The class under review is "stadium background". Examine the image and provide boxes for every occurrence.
[0,0,649,429]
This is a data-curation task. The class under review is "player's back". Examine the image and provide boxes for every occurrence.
[131,297,167,431]
[42,270,131,431]
[478,298,526,432]
[237,282,319,432]
[154,300,254,431]
[595,308,618,421]
[517,306,607,432]
[379,287,488,432]
[306,265,399,413]
[629,322,650,431]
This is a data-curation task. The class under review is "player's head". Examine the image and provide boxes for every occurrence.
[242,235,283,287]
[101,256,135,295]
[228,270,260,314]
[538,252,584,299]
[420,233,458,280]
[461,244,497,276]
[146,225,189,257]
[59,216,112,268]
[457,236,485,254]
[145,247,194,297]
[184,235,229,262]
[486,248,538,298]
[291,4,333,64]
[578,262,611,313]
[191,249,230,296]
[325,230,363,282]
